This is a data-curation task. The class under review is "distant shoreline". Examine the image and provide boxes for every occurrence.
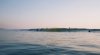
[3,28,100,32]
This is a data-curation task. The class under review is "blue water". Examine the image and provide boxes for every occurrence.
[0,30,100,55]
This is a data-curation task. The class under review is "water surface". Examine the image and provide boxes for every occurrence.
[0,30,100,55]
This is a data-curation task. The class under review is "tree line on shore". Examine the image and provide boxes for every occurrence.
[2,28,100,32]
[27,28,100,32]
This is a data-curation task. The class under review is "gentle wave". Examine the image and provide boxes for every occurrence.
[0,43,100,55]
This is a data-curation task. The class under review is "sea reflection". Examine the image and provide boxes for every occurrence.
[0,30,100,55]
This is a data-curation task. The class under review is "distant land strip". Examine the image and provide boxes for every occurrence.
[11,28,100,32]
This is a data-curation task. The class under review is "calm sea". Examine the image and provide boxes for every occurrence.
[0,30,100,55]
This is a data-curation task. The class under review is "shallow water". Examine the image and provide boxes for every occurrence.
[0,30,100,55]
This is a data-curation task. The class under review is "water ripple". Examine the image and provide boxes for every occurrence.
[0,43,100,55]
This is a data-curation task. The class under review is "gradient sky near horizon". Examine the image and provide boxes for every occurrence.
[0,0,100,29]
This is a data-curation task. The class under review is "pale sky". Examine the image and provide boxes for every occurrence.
[0,0,100,29]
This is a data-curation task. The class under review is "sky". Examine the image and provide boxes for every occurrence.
[0,0,100,29]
